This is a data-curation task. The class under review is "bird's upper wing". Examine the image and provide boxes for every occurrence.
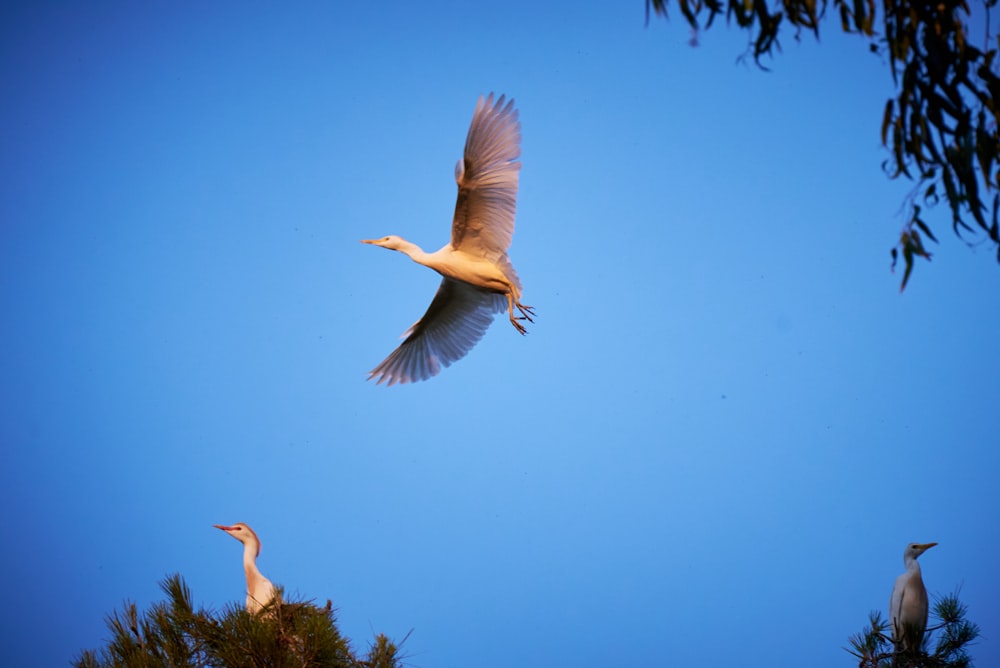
[369,278,505,386]
[451,93,521,261]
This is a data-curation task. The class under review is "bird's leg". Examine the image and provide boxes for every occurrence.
[508,310,528,335]
[516,302,535,322]
[506,293,533,335]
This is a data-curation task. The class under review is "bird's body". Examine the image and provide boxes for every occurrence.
[363,93,532,385]
[394,242,516,294]
[214,523,278,615]
[889,541,938,654]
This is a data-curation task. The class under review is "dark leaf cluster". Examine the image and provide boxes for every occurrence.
[845,592,980,668]
[75,575,406,668]
[646,0,1000,289]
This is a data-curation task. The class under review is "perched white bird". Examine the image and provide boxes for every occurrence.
[214,523,278,614]
[889,541,938,653]
[362,93,533,385]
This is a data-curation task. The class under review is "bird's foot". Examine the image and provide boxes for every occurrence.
[515,302,535,323]
[509,315,529,335]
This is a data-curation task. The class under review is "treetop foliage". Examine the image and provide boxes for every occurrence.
[647,0,1000,290]
[75,575,406,668]
[847,592,980,668]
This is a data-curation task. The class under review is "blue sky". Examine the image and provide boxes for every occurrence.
[2,3,998,667]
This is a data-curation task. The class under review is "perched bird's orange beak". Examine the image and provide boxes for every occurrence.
[213,524,232,532]
[360,239,377,244]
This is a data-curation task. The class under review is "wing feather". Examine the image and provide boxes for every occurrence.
[369,278,505,385]
[889,576,904,640]
[451,93,521,261]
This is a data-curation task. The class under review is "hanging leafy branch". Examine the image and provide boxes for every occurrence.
[75,574,407,668]
[646,0,1000,290]
[846,592,980,667]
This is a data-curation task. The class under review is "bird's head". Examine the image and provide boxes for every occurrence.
[361,235,406,252]
[214,522,263,557]
[904,541,938,561]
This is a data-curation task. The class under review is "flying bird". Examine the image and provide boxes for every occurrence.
[214,522,278,614]
[889,541,938,654]
[362,93,533,385]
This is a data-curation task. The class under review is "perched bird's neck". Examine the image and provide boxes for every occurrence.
[242,541,265,583]
[903,555,923,574]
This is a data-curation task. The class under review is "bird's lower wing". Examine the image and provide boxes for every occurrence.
[890,588,904,639]
[369,278,505,386]
[889,579,905,639]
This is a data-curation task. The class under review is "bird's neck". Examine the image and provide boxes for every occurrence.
[398,239,432,265]
[904,556,923,575]
[242,542,265,585]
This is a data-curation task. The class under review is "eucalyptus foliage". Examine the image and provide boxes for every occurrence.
[646,0,1000,290]
[75,575,405,668]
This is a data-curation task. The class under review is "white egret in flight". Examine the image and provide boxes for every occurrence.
[214,522,278,614]
[362,93,533,385]
[889,541,938,654]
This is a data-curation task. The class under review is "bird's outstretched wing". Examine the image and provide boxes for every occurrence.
[369,278,505,386]
[451,93,521,261]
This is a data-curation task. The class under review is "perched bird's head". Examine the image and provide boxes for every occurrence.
[903,541,938,561]
[361,235,406,251]
[214,522,263,558]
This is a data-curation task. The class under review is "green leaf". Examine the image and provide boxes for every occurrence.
[881,98,894,145]
[914,218,938,243]
[900,245,914,292]
[838,3,850,32]
[924,182,938,205]
[991,194,999,242]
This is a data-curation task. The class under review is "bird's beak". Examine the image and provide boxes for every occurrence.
[915,542,938,556]
[360,239,377,245]
[213,524,232,532]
